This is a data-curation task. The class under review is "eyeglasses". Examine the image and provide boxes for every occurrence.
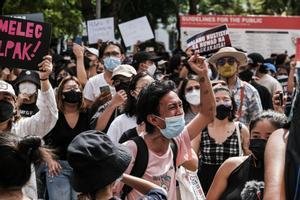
[216,57,236,66]
[185,85,200,93]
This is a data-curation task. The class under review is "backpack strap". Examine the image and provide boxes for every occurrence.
[237,81,245,121]
[170,138,178,171]
[121,136,149,200]
[118,127,138,144]
[235,122,243,156]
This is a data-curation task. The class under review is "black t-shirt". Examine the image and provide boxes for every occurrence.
[220,155,264,200]
[43,110,92,160]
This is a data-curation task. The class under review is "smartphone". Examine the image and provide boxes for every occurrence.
[100,85,111,95]
[74,36,82,45]
[278,92,283,106]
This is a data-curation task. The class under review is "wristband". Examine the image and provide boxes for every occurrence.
[40,78,49,81]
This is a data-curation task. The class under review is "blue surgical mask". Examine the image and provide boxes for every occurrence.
[103,56,121,72]
[157,114,185,138]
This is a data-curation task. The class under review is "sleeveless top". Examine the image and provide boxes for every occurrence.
[200,124,241,165]
[220,155,264,200]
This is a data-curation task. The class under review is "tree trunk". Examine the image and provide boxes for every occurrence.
[80,0,95,21]
[189,0,198,15]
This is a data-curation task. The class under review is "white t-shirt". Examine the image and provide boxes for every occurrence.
[256,74,283,95]
[107,114,137,143]
[83,73,116,102]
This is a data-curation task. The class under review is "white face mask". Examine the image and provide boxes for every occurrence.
[147,64,157,76]
[19,82,37,95]
[185,89,200,106]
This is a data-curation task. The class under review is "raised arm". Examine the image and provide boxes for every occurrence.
[73,43,88,86]
[16,56,58,137]
[186,55,216,140]
[264,129,287,200]
[287,61,296,94]
[95,90,127,131]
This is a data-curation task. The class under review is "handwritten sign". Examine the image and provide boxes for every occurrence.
[186,24,231,56]
[87,17,114,44]
[0,16,51,70]
[118,16,154,47]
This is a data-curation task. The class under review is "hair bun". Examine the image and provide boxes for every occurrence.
[18,135,42,163]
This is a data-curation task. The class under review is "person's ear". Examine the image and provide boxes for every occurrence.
[147,114,157,126]
[147,114,165,129]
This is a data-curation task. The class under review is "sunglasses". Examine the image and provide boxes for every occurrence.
[216,57,236,66]
[185,85,200,93]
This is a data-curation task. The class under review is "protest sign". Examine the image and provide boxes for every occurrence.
[296,38,300,68]
[87,17,114,44]
[118,16,154,47]
[186,24,231,56]
[5,13,44,22]
[0,16,51,70]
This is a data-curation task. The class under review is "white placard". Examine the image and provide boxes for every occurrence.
[118,16,154,47]
[87,17,114,44]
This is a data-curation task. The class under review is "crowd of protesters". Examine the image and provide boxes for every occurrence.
[0,37,299,200]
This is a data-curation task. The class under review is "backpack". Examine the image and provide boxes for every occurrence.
[120,128,178,200]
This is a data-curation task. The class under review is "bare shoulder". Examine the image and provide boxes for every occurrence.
[224,156,248,166]
[241,123,249,131]
[267,128,288,147]
[219,156,249,174]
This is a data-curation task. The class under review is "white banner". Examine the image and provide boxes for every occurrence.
[181,15,300,58]
[118,16,154,47]
[87,17,114,44]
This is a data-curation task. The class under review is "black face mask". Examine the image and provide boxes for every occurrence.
[19,103,39,117]
[115,82,130,92]
[216,104,231,120]
[239,69,253,82]
[62,90,82,103]
[249,139,267,161]
[0,100,14,122]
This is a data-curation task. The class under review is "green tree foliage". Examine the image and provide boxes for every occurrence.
[100,0,178,29]
[2,0,83,38]
[1,0,299,40]
[260,0,300,15]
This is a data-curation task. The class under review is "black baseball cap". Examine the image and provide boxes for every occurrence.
[132,51,160,67]
[67,130,131,193]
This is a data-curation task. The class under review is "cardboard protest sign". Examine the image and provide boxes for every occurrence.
[87,17,114,44]
[118,16,154,47]
[186,24,231,56]
[0,16,51,70]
